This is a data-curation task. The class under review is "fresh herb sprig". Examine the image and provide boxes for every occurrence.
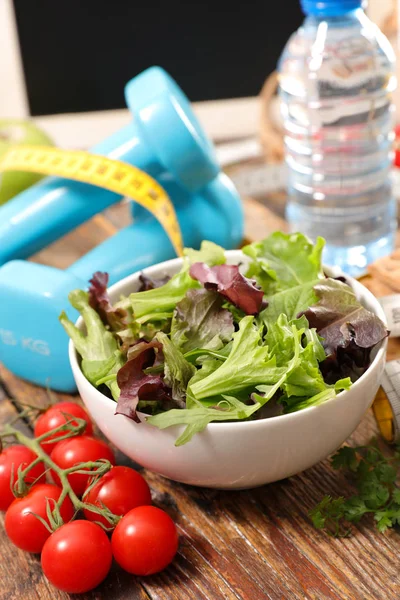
[310,440,400,536]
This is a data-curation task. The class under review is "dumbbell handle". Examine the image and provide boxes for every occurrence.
[68,219,176,287]
[0,170,243,393]
[0,121,162,265]
[0,66,222,266]
[68,171,244,287]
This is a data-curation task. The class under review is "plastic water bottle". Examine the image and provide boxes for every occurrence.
[278,0,397,276]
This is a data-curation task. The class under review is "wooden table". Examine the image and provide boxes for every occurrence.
[1,193,400,600]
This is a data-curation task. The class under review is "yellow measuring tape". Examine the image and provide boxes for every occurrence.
[372,360,400,444]
[0,146,184,256]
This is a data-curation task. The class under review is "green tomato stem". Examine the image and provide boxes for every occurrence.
[1,420,120,529]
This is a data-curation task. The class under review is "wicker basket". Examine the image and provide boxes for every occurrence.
[259,71,283,164]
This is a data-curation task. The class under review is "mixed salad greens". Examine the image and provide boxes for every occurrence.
[60,232,388,446]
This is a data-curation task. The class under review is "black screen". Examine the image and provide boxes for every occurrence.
[13,0,303,116]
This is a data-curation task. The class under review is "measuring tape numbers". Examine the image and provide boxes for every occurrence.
[373,361,400,443]
[0,146,183,257]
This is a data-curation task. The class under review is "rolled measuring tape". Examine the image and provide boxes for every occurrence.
[373,361,400,443]
[372,296,400,443]
[0,145,183,256]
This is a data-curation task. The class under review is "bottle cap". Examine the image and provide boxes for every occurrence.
[300,0,362,16]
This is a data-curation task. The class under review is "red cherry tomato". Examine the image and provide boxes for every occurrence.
[0,445,46,511]
[34,402,93,454]
[41,520,112,593]
[50,436,115,496]
[5,483,74,553]
[394,124,400,168]
[112,506,179,575]
[83,466,151,527]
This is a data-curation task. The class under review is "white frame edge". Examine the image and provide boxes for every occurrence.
[0,0,29,118]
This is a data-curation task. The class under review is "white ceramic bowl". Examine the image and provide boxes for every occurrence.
[70,251,387,490]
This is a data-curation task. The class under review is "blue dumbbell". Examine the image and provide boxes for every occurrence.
[0,66,222,264]
[0,171,242,392]
[0,67,243,391]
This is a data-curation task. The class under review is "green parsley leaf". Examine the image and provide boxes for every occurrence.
[310,441,400,537]
[342,496,368,523]
[331,447,359,472]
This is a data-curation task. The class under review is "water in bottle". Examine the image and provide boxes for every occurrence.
[278,0,397,276]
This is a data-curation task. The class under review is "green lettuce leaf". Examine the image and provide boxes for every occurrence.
[242,232,325,294]
[117,313,171,354]
[254,313,350,411]
[266,313,338,407]
[149,319,305,444]
[147,311,352,445]
[129,262,199,319]
[59,290,123,399]
[283,342,329,399]
[171,289,234,353]
[155,332,196,405]
[259,280,319,325]
[187,358,223,389]
[184,240,226,266]
[283,379,352,413]
[303,326,326,363]
[264,313,305,365]
[189,316,285,400]
[147,395,258,446]
[184,343,232,365]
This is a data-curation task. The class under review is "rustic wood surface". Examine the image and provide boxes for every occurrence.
[1,188,400,600]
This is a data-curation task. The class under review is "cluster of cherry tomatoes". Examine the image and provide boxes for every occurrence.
[0,401,178,594]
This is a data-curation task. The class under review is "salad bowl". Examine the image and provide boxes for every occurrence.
[69,250,388,490]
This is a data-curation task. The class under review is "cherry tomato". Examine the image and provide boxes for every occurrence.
[41,520,112,593]
[50,436,115,496]
[112,506,179,575]
[34,402,93,454]
[5,483,74,553]
[83,466,151,527]
[0,445,46,511]
[394,124,400,168]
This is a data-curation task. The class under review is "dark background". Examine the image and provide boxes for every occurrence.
[13,0,303,116]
